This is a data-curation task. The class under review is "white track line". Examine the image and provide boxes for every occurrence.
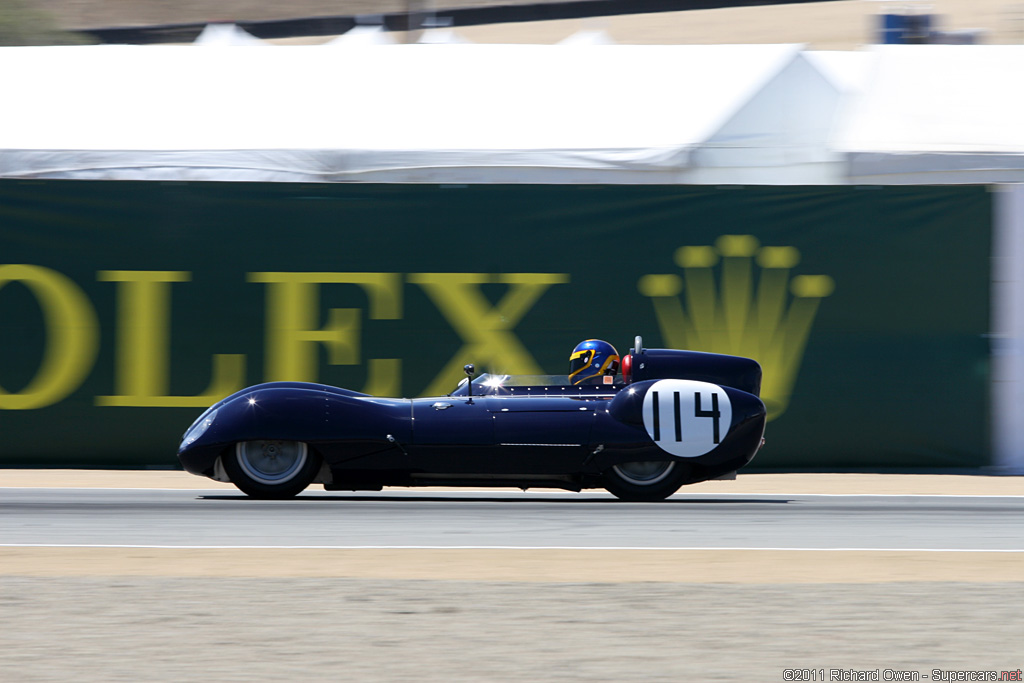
[2,487,1024,498]
[0,486,246,492]
[3,544,1024,552]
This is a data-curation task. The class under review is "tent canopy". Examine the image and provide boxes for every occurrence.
[17,42,1023,185]
[688,50,864,184]
[192,23,264,46]
[833,44,1024,183]
[0,43,809,183]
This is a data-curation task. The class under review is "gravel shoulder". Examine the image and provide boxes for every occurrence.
[3,577,1022,681]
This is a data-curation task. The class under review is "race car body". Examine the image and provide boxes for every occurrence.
[178,338,766,501]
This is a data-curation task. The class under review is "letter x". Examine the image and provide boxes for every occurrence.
[409,273,569,397]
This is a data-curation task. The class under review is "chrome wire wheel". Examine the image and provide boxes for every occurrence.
[235,440,308,486]
[611,460,675,486]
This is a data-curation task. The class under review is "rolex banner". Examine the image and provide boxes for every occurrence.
[0,181,991,469]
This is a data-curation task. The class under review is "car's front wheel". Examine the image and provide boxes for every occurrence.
[222,440,320,498]
[602,460,687,501]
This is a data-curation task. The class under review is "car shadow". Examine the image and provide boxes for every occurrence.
[197,494,792,504]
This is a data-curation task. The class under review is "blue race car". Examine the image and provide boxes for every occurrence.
[178,337,766,501]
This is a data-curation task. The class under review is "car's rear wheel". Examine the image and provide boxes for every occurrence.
[603,460,687,501]
[222,440,320,498]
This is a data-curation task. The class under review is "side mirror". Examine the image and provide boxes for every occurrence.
[464,364,475,402]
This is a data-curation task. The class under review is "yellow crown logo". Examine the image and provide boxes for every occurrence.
[637,235,834,421]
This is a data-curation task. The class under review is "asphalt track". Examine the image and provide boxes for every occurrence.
[4,487,1024,551]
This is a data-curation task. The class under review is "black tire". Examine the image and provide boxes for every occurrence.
[221,440,320,498]
[602,460,687,501]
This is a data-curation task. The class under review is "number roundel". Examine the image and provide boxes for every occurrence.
[641,379,732,458]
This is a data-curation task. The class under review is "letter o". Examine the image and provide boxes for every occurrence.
[0,265,99,409]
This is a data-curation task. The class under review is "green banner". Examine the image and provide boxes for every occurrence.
[0,181,991,469]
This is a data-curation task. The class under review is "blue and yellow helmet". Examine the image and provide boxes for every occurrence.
[568,339,620,385]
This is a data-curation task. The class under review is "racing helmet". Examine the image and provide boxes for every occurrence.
[568,339,620,385]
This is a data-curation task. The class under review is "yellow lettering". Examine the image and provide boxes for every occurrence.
[408,273,569,396]
[248,272,401,392]
[0,265,99,410]
[361,358,402,397]
[96,271,245,407]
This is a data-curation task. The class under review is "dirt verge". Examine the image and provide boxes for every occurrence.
[3,547,1024,583]
[4,469,1023,495]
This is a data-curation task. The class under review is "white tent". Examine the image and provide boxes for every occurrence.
[192,23,265,46]
[833,44,1024,184]
[558,29,615,46]
[417,28,472,44]
[687,50,870,184]
[326,25,395,46]
[0,43,812,183]
[5,42,1023,183]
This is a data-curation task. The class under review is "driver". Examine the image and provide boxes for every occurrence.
[568,339,620,385]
